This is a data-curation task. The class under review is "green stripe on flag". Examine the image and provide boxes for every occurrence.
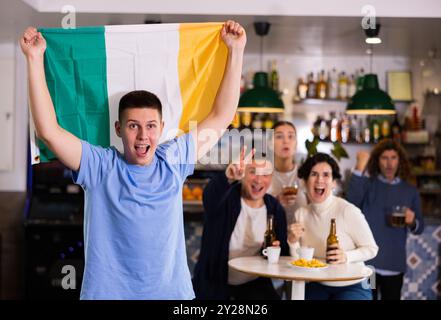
[38,26,110,162]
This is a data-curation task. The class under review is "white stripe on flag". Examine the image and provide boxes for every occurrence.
[105,24,183,152]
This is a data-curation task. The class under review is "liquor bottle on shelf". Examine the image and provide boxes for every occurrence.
[371,117,381,143]
[338,71,348,100]
[252,113,263,130]
[270,60,279,92]
[354,116,364,144]
[327,68,338,100]
[307,72,317,99]
[319,116,330,140]
[312,115,322,138]
[391,115,402,143]
[241,112,252,130]
[317,69,328,99]
[356,68,365,92]
[296,77,308,100]
[363,117,371,144]
[341,113,351,143]
[411,105,421,130]
[263,114,275,130]
[348,74,357,98]
[230,112,241,129]
[381,118,391,139]
[330,112,340,142]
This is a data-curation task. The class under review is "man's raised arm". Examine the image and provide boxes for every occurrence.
[21,27,82,171]
[190,20,246,160]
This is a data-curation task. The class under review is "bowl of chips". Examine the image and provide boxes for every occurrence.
[289,258,328,270]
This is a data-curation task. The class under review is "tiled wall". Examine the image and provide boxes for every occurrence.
[403,224,441,300]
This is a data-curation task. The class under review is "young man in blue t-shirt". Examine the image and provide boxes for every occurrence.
[20,21,246,299]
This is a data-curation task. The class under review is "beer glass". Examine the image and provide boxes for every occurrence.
[390,206,407,228]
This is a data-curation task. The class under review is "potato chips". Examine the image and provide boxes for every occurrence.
[291,258,327,268]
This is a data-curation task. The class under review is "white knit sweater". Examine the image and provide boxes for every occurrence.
[289,194,379,287]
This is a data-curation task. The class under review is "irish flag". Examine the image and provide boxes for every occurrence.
[31,23,228,164]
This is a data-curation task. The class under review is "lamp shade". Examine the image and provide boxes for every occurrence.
[238,72,284,113]
[346,74,396,115]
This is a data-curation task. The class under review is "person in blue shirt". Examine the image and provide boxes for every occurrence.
[346,139,424,300]
[20,21,246,299]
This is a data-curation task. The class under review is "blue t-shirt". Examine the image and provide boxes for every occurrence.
[72,134,196,299]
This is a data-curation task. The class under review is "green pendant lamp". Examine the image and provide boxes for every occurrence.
[238,72,284,113]
[346,73,396,115]
[346,24,395,115]
[238,22,284,113]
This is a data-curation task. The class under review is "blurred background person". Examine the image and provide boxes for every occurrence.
[289,153,378,300]
[346,139,424,300]
[268,121,308,224]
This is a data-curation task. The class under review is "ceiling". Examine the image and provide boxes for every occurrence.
[1,0,440,59]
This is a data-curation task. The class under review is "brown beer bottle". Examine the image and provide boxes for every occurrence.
[264,215,277,250]
[326,218,339,263]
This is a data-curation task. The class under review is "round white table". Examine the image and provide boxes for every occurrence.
[228,256,373,300]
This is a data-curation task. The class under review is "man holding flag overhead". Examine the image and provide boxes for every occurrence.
[20,20,246,300]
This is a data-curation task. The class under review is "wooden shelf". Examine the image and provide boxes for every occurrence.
[183,200,203,205]
[317,139,374,146]
[294,98,414,105]
[183,200,204,214]
[413,170,441,176]
[294,98,348,105]
[419,189,441,195]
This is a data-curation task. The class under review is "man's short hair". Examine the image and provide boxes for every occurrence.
[118,90,162,121]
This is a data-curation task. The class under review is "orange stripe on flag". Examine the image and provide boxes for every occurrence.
[178,23,228,132]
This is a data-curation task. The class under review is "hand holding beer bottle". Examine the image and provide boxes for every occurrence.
[326,218,347,264]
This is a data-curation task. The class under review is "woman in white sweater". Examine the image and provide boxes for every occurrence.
[288,153,378,300]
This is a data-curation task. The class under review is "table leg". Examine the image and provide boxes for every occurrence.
[291,280,305,300]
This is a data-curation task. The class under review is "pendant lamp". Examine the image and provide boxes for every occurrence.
[238,22,284,113]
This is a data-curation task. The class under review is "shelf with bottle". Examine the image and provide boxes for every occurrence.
[310,112,403,146]
[229,111,281,131]
[293,68,363,103]
[412,170,441,177]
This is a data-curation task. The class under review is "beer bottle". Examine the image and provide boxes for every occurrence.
[264,215,277,250]
[371,117,380,143]
[326,218,339,263]
[270,60,280,92]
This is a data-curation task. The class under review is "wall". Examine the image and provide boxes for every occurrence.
[21,0,441,18]
[0,42,28,192]
[1,0,440,191]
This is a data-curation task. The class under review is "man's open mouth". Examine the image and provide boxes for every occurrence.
[134,144,151,157]
[251,184,264,193]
